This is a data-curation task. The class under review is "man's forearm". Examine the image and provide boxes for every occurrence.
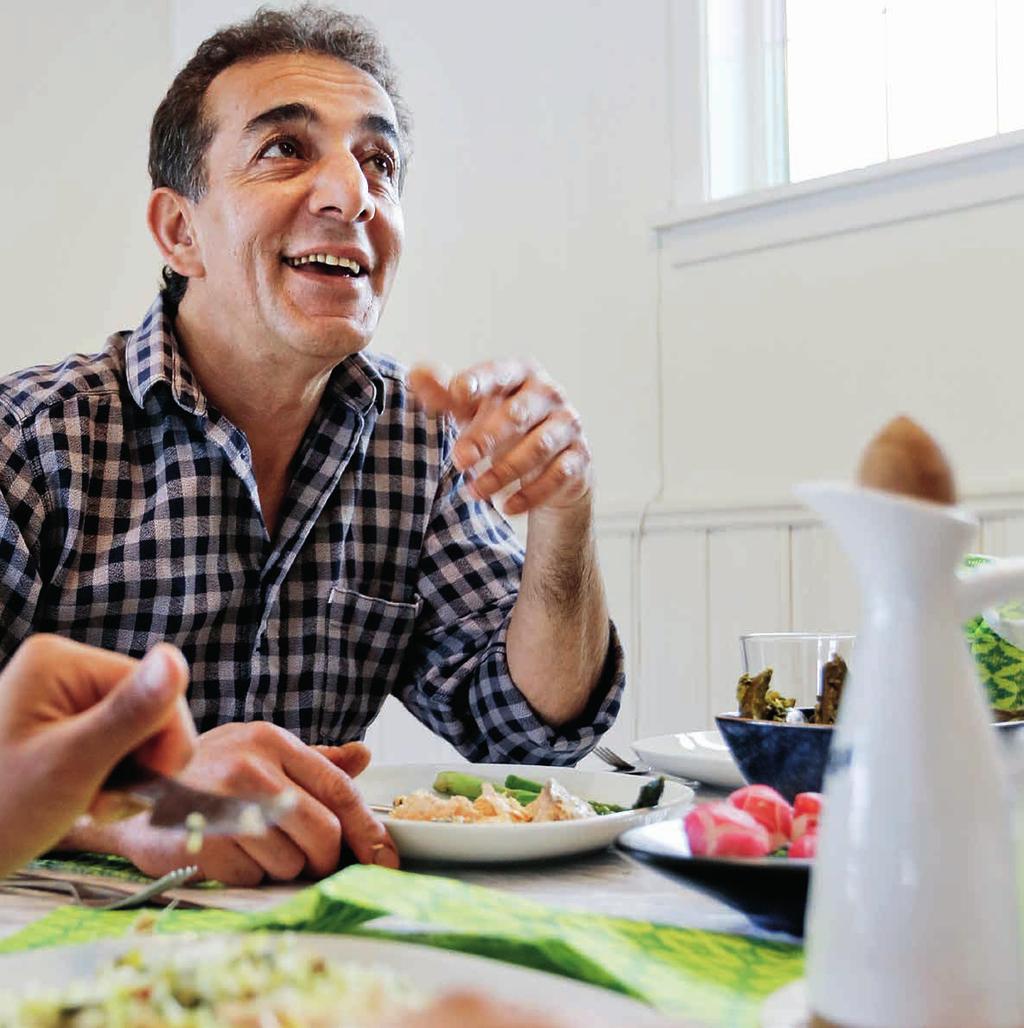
[505,499,610,726]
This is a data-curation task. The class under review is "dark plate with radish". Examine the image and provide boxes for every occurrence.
[617,785,816,936]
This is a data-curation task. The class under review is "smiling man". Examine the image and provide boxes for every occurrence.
[0,5,623,883]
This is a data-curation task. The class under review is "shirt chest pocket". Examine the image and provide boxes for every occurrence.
[319,587,423,737]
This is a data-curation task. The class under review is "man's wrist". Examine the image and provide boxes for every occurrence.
[524,491,593,537]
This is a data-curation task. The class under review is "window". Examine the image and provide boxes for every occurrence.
[707,0,1024,201]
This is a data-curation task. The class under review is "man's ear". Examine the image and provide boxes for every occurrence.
[147,188,204,278]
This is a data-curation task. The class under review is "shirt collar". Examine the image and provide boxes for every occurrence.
[125,294,386,418]
[125,294,207,417]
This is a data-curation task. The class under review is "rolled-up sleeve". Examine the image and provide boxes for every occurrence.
[0,404,49,665]
[393,441,625,764]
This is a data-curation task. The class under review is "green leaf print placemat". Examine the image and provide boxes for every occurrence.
[0,865,802,1026]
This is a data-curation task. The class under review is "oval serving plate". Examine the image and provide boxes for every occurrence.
[358,762,694,864]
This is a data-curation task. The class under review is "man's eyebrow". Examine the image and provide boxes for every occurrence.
[242,102,318,136]
[361,113,401,150]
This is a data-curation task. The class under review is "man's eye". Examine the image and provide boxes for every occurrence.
[260,137,303,159]
[366,153,396,178]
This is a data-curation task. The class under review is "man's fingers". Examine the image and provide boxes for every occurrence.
[235,826,308,882]
[407,366,453,416]
[504,443,592,515]
[126,824,265,887]
[467,409,581,501]
[275,797,343,879]
[410,361,535,428]
[315,741,372,778]
[281,745,398,869]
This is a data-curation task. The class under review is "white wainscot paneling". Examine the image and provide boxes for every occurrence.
[980,515,1024,558]
[635,529,709,735]
[707,526,791,718]
[789,524,860,635]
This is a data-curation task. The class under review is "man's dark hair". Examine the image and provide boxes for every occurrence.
[149,3,411,310]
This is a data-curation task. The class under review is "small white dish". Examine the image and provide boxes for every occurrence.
[358,762,694,864]
[632,731,746,790]
[0,934,680,1027]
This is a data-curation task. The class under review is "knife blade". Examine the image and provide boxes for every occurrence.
[96,757,297,838]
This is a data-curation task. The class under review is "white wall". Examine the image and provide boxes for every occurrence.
[0,2,172,370]
[659,197,1024,507]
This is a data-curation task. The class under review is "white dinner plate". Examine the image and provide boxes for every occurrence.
[359,762,694,864]
[631,731,746,790]
[0,933,685,1026]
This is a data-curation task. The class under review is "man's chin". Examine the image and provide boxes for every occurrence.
[281,316,373,360]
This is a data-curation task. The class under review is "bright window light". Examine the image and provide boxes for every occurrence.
[786,0,887,182]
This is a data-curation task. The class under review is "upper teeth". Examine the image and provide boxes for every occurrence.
[286,253,361,273]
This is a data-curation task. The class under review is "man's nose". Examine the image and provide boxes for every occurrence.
[308,152,375,223]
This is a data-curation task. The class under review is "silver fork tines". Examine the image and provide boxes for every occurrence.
[95,865,199,910]
[0,865,199,910]
[593,745,654,775]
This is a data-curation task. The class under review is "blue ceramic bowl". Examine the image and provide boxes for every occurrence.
[715,709,1024,802]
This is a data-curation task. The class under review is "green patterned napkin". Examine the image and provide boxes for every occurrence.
[0,865,802,1026]
[964,554,1024,710]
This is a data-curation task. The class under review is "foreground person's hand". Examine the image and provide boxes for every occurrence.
[100,723,397,885]
[409,360,592,517]
[0,636,197,877]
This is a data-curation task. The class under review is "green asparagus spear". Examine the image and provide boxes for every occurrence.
[631,776,665,810]
[589,801,626,815]
[502,789,539,805]
[504,774,544,794]
[433,771,485,800]
[432,770,642,815]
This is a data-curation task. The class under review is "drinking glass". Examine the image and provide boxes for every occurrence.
[740,632,855,708]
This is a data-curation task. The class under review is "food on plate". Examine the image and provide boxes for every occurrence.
[813,652,847,725]
[791,792,822,840]
[789,833,817,859]
[856,415,956,505]
[683,802,772,858]
[0,934,431,1026]
[684,786,822,860]
[736,668,793,721]
[728,785,793,849]
[389,771,665,824]
[735,654,848,725]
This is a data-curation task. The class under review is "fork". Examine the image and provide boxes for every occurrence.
[593,745,657,775]
[0,865,199,910]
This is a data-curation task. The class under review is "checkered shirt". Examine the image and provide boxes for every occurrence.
[0,296,623,762]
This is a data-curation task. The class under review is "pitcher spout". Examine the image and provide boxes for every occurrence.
[794,481,978,587]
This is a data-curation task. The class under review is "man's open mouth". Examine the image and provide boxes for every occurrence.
[283,253,365,278]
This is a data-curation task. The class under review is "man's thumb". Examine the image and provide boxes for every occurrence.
[72,645,190,767]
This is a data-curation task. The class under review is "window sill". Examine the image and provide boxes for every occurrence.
[653,129,1024,267]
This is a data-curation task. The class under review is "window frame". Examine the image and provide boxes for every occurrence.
[659,0,1024,263]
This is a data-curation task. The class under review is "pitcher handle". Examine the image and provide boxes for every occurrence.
[957,557,1024,621]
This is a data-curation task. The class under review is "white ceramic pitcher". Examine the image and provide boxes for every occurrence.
[796,481,1024,1028]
